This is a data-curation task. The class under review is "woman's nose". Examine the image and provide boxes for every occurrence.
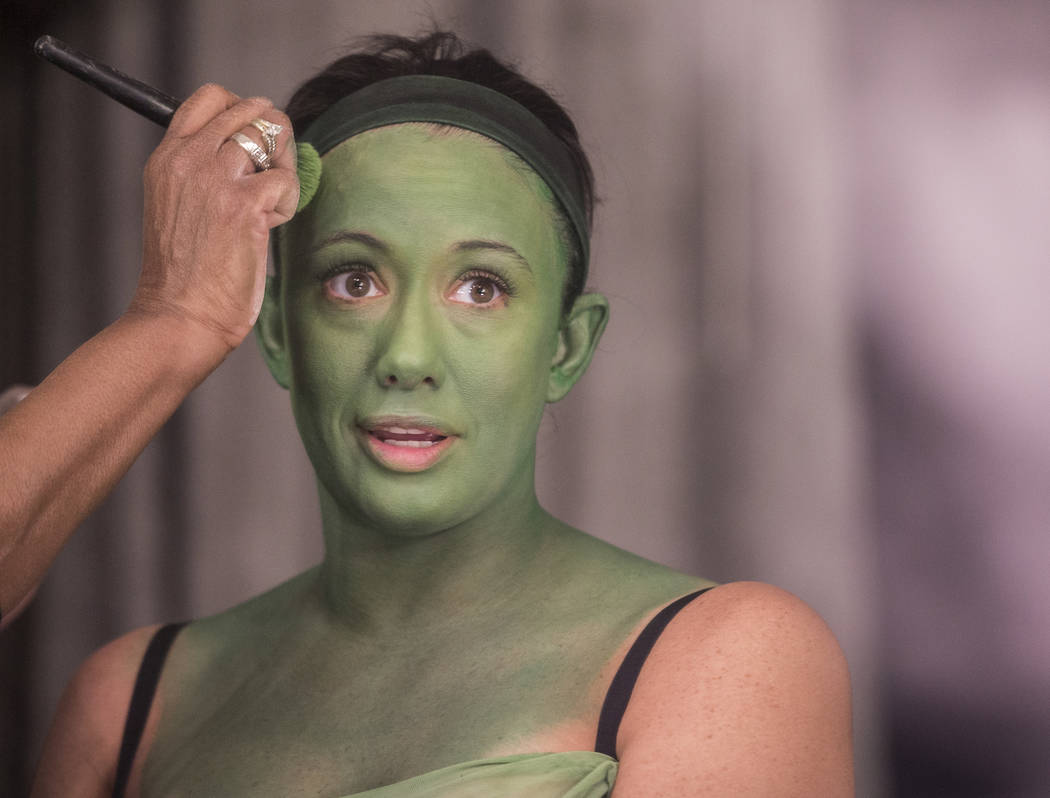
[374,298,444,390]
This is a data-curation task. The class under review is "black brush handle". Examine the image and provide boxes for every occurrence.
[34,35,181,127]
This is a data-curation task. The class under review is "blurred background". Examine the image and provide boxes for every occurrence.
[2,1,1048,795]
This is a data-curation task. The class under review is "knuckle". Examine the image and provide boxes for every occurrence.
[198,82,231,100]
[268,109,292,129]
[242,96,274,114]
[144,143,176,180]
[171,84,237,135]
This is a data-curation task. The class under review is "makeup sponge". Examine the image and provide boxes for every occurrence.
[295,141,322,213]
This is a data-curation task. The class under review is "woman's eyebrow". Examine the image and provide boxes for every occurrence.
[452,240,532,272]
[312,231,389,254]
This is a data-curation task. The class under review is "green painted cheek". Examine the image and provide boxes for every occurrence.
[285,326,365,499]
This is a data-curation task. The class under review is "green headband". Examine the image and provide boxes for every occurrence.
[297,74,590,274]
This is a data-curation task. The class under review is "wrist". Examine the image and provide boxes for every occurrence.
[126,281,258,347]
[117,304,239,383]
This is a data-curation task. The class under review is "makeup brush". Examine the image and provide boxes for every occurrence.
[33,35,321,209]
[34,35,179,126]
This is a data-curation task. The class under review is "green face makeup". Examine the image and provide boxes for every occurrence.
[275,125,570,535]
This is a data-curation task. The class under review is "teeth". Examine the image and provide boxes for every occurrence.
[385,426,424,434]
[381,439,436,448]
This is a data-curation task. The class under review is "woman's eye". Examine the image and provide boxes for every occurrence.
[450,276,505,306]
[325,270,384,301]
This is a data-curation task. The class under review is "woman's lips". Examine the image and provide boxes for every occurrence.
[358,420,456,472]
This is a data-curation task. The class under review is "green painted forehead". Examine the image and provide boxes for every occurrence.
[295,75,589,281]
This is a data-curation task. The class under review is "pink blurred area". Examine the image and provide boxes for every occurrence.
[2,1,1048,795]
[852,2,1050,793]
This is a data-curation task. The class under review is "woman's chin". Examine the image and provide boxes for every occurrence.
[319,475,484,538]
[360,503,478,539]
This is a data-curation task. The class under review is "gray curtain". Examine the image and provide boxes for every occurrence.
[4,1,1049,795]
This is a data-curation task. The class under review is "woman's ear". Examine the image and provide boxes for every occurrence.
[547,292,609,402]
[255,275,291,389]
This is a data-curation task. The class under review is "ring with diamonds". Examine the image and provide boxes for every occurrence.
[250,118,283,157]
[231,131,272,171]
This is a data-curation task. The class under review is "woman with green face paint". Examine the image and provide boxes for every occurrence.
[31,33,853,797]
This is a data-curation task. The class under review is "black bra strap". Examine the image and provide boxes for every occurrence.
[112,622,186,798]
[594,588,712,758]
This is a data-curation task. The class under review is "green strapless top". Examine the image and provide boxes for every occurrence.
[342,752,618,797]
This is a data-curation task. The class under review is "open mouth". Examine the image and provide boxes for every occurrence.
[369,425,448,448]
[358,419,456,472]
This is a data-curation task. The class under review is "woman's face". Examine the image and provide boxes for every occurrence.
[272,125,570,534]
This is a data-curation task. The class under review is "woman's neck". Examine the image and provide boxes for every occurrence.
[313,474,565,632]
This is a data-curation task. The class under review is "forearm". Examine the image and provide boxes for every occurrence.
[0,83,297,623]
[0,309,230,617]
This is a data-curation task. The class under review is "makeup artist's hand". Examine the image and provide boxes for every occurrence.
[130,84,299,353]
[0,85,298,626]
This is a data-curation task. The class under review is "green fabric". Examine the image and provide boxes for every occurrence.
[298,75,590,278]
[340,752,617,797]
